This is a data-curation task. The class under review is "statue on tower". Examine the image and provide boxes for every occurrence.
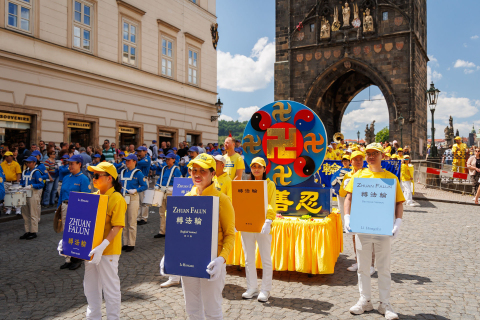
[332,6,341,31]
[320,16,331,39]
[363,8,374,33]
[352,3,361,28]
[342,2,351,28]
[444,115,454,146]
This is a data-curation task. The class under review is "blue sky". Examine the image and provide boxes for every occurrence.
[216,0,480,140]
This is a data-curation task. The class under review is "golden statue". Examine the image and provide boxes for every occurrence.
[332,6,341,31]
[320,16,331,39]
[342,2,351,27]
[363,8,374,33]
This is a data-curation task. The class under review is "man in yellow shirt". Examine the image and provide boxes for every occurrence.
[400,155,414,206]
[213,154,232,201]
[332,142,343,160]
[344,143,404,319]
[224,137,245,180]
[452,136,467,174]
[1,151,22,214]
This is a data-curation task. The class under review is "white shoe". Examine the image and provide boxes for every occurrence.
[257,290,270,302]
[370,266,375,275]
[378,302,399,320]
[242,288,259,299]
[347,263,358,272]
[160,279,180,288]
[15,208,22,215]
[349,297,374,315]
[5,208,11,215]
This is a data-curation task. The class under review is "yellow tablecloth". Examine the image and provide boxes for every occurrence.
[226,212,343,274]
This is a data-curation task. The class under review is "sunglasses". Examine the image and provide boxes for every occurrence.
[93,173,109,180]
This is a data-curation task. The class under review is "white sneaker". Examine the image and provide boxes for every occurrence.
[242,288,259,299]
[378,302,399,320]
[5,208,11,215]
[347,263,358,272]
[349,297,374,315]
[257,290,270,302]
[370,266,375,275]
[160,279,180,288]
[15,208,22,215]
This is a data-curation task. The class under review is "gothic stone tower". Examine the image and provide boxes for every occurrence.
[275,0,428,159]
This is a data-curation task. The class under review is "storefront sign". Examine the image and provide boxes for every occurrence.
[159,131,173,137]
[0,112,31,123]
[119,126,136,134]
[68,121,91,129]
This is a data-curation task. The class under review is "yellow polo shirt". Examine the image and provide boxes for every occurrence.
[185,182,235,261]
[1,160,21,182]
[339,168,364,198]
[266,178,277,221]
[214,172,233,202]
[96,187,126,255]
[345,168,405,203]
[325,150,335,160]
[401,164,414,182]
[223,153,245,180]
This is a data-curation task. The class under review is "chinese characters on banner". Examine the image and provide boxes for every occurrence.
[68,238,87,248]
[276,187,331,217]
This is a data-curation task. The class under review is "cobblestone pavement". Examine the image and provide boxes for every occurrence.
[0,200,479,320]
[414,184,476,204]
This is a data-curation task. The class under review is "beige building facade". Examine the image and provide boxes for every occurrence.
[0,0,218,149]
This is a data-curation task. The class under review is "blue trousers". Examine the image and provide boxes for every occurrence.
[42,178,58,206]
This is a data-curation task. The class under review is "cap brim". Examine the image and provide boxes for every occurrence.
[87,165,107,172]
[187,159,212,169]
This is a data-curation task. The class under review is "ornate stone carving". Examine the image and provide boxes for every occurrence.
[344,61,352,69]
[315,51,322,60]
[396,42,404,50]
[305,53,312,61]
[444,115,454,146]
[320,16,331,39]
[334,49,341,58]
[324,50,331,59]
[374,44,382,53]
[363,8,374,33]
[394,16,403,26]
[342,2,351,27]
[352,3,361,28]
[296,54,303,62]
[332,6,341,31]
[385,43,393,51]
[353,46,361,55]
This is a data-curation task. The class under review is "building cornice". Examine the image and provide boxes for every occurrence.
[157,19,181,33]
[116,0,146,16]
[184,32,205,44]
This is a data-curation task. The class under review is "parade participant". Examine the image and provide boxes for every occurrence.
[344,143,404,319]
[58,161,126,319]
[332,142,343,160]
[325,145,335,160]
[114,152,126,173]
[224,137,245,180]
[171,147,180,165]
[384,153,391,160]
[0,166,5,208]
[119,154,148,252]
[213,154,232,201]
[154,153,181,239]
[240,157,276,302]
[91,154,101,165]
[1,151,22,215]
[31,150,48,179]
[160,153,235,319]
[341,154,351,168]
[135,146,151,225]
[390,154,398,160]
[452,136,467,174]
[57,155,91,270]
[400,155,414,206]
[56,154,71,196]
[384,142,392,155]
[396,148,404,160]
[20,156,44,240]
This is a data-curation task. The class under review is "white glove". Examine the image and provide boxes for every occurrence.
[57,239,65,257]
[344,214,351,233]
[127,189,137,194]
[392,218,402,239]
[160,256,165,276]
[234,227,238,233]
[154,185,160,190]
[206,257,225,281]
[260,219,273,234]
[88,239,110,265]
[24,185,32,190]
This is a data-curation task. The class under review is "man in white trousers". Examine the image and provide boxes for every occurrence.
[344,143,405,320]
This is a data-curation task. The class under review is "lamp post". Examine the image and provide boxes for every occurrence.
[211,98,223,122]
[426,82,440,157]
[398,114,404,148]
[357,130,360,143]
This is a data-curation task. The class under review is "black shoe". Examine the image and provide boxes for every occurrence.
[19,233,29,240]
[125,246,135,252]
[69,260,83,270]
[122,245,128,251]
[60,262,72,269]
[154,234,165,238]
[25,233,37,240]
[137,220,147,225]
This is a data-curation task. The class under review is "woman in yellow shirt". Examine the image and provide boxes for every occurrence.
[160,153,235,319]
[400,155,414,206]
[57,162,126,319]
[240,157,276,303]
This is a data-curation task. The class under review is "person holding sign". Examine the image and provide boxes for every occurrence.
[343,143,404,320]
[20,156,44,240]
[120,154,148,252]
[160,153,235,319]
[213,154,233,202]
[400,155,415,206]
[240,157,276,302]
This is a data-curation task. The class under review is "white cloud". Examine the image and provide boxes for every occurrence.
[454,59,476,68]
[427,66,442,85]
[219,114,233,121]
[342,94,389,133]
[428,55,439,67]
[237,106,260,121]
[471,35,479,40]
[217,37,275,92]
[431,93,479,120]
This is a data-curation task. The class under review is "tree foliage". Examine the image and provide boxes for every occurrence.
[375,126,389,142]
[218,120,248,144]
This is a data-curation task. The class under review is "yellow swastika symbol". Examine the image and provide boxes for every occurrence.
[266,128,296,159]
[272,102,292,122]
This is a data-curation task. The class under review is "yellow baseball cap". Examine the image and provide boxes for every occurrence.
[188,153,216,170]
[365,142,384,153]
[87,162,118,179]
[350,151,365,160]
[404,155,410,159]
[342,155,350,160]
[397,148,403,152]
[385,153,392,157]
[250,157,266,167]
[4,151,13,156]
[391,154,398,159]
[455,136,461,140]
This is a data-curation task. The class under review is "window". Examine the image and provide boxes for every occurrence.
[382,12,388,21]
[72,0,93,52]
[122,19,138,66]
[190,0,197,3]
[161,38,174,77]
[7,0,32,34]
[310,24,314,32]
[188,49,198,85]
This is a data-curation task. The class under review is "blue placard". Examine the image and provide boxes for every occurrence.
[164,196,219,279]
[172,177,194,196]
[62,192,103,260]
[349,178,396,236]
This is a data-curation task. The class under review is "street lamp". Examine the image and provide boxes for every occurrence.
[398,114,404,148]
[357,130,360,143]
[211,98,223,122]
[426,82,441,157]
